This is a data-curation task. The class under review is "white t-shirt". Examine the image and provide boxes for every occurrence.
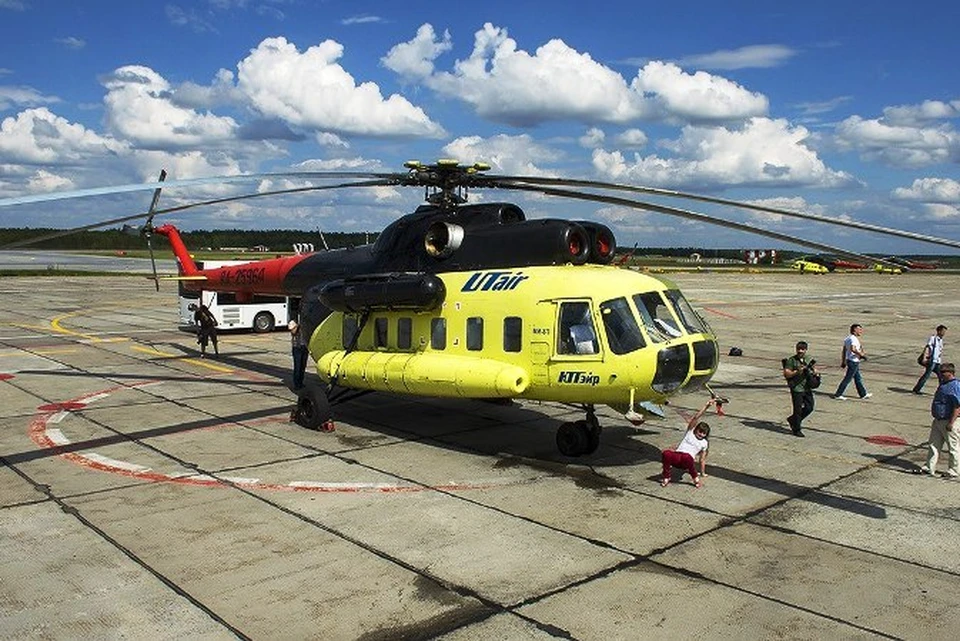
[843,334,862,363]
[676,429,708,457]
[927,335,944,364]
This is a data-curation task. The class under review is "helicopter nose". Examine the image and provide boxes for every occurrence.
[651,337,719,395]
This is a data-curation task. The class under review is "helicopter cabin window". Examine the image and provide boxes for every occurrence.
[633,292,683,342]
[342,316,359,349]
[397,317,412,350]
[430,318,447,350]
[600,297,645,354]
[503,317,522,353]
[664,290,709,334]
[557,301,598,355]
[374,317,388,348]
[466,317,483,351]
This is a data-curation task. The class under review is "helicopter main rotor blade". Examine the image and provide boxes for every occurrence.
[0,171,398,210]
[0,178,395,249]
[492,175,960,252]
[501,182,900,268]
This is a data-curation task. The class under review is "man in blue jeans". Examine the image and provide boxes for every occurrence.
[913,324,947,394]
[833,323,871,400]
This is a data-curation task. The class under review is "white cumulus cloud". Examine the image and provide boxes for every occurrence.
[237,37,445,138]
[892,177,960,203]
[381,23,453,81]
[0,107,126,164]
[442,133,561,175]
[423,23,650,126]
[103,65,238,149]
[834,99,960,167]
[593,117,852,190]
[631,61,768,123]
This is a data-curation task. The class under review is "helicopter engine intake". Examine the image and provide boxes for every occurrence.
[424,222,465,258]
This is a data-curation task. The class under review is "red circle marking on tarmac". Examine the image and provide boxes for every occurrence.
[0,373,14,381]
[29,383,507,494]
[866,435,909,447]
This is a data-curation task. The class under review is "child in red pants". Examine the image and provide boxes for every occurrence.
[661,399,713,488]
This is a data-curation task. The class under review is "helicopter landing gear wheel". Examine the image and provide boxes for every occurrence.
[556,419,601,457]
[295,387,334,432]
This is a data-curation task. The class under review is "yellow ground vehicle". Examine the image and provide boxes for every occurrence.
[791,259,829,274]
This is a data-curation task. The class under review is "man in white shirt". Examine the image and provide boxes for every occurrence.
[832,323,871,400]
[913,324,947,394]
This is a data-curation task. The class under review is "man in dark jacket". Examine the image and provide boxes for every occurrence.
[783,341,818,437]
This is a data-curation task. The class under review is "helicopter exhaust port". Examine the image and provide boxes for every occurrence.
[575,222,617,264]
[424,222,465,258]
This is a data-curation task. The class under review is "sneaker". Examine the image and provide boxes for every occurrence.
[860,393,873,399]
[944,471,959,480]
[694,477,703,489]
[832,395,847,400]
[792,429,806,438]
[660,477,671,487]
[917,466,936,477]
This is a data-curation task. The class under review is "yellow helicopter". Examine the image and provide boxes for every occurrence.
[3,160,958,456]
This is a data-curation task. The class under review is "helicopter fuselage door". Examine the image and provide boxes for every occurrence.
[546,299,604,401]
[529,301,554,386]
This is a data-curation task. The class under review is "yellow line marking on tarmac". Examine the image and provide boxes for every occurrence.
[0,350,78,358]
[131,345,233,373]
[50,310,100,342]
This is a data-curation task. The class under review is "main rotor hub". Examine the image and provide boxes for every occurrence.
[401,160,492,212]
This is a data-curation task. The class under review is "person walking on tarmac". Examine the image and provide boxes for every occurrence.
[832,324,871,400]
[783,341,819,437]
[914,324,947,394]
[193,303,219,358]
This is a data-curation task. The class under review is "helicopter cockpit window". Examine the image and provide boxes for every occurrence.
[600,297,645,354]
[633,292,683,342]
[664,290,709,334]
[557,301,598,355]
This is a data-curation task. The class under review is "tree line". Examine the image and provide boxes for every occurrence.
[0,228,377,251]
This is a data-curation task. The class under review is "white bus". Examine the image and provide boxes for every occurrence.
[178,260,298,333]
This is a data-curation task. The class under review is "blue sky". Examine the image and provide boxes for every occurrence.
[1,0,958,254]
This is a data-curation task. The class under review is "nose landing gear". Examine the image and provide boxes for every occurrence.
[556,407,602,457]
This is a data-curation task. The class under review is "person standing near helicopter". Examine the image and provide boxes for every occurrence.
[193,302,219,358]
[289,319,308,390]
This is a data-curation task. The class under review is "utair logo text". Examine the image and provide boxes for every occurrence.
[558,371,601,386]
[461,270,529,292]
